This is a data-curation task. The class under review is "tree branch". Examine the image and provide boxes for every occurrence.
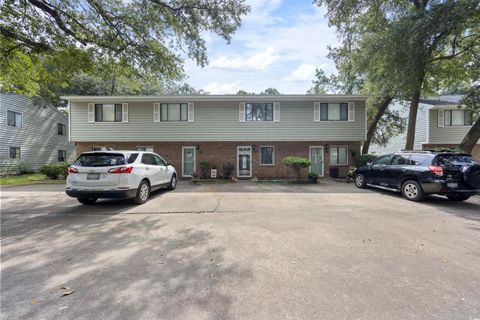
[26,0,87,45]
[0,26,50,52]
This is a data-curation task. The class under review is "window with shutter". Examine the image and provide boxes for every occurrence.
[314,102,320,121]
[273,102,280,122]
[239,102,245,122]
[153,103,160,122]
[122,103,128,122]
[188,102,194,122]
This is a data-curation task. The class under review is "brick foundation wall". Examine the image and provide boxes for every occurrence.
[75,141,361,179]
[422,144,480,162]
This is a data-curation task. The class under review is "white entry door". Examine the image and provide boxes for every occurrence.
[237,146,252,177]
[182,146,196,177]
[309,146,324,177]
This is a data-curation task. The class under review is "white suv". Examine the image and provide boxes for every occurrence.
[66,150,177,205]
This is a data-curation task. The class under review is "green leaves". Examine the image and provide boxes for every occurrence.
[1,0,250,102]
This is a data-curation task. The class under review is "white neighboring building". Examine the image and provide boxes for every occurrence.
[370,95,479,162]
[0,93,76,174]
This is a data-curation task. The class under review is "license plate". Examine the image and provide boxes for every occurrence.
[447,182,458,188]
[87,173,100,180]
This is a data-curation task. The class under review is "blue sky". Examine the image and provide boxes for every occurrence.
[184,0,338,94]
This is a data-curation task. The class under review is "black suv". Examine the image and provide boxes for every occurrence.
[353,151,480,201]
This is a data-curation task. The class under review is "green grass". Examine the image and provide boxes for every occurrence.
[0,173,65,187]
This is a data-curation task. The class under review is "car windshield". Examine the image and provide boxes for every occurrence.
[75,153,127,167]
[434,154,476,166]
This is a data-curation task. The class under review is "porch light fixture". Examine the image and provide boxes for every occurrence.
[196,144,200,150]
[324,144,329,152]
[252,144,256,151]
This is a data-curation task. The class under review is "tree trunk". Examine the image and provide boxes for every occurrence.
[458,118,480,153]
[362,96,393,154]
[405,88,421,150]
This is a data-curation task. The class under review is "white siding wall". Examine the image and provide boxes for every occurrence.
[0,93,76,173]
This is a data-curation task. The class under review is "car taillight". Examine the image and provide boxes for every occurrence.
[68,167,78,174]
[108,166,133,174]
[428,165,443,177]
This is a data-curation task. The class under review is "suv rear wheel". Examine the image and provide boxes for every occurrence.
[78,198,97,205]
[354,174,366,188]
[446,194,470,202]
[133,180,150,205]
[401,180,425,201]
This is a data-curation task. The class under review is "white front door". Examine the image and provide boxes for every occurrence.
[309,146,324,177]
[237,146,252,177]
[182,146,196,177]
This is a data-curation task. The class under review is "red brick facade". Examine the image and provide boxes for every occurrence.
[75,141,361,179]
[422,144,480,162]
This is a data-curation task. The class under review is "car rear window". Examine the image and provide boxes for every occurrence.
[75,153,127,167]
[434,154,476,166]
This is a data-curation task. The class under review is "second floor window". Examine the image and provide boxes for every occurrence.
[58,123,66,135]
[444,110,472,126]
[7,110,22,128]
[246,103,273,121]
[321,103,348,121]
[58,150,66,162]
[161,103,187,121]
[10,147,21,159]
[95,104,122,122]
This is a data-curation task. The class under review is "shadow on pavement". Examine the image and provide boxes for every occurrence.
[1,212,252,319]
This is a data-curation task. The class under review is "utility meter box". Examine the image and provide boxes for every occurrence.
[211,169,217,179]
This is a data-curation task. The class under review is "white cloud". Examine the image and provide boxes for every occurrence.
[203,81,241,94]
[283,63,317,81]
[210,47,278,71]
[185,3,338,94]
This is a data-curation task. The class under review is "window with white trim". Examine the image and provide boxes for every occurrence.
[320,103,349,121]
[161,103,188,121]
[330,146,348,165]
[260,146,275,165]
[7,110,22,128]
[95,104,122,122]
[444,110,473,126]
[58,150,66,162]
[246,103,273,121]
[10,147,21,159]
[57,123,66,135]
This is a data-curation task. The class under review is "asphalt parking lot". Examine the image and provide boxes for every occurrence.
[1,180,480,320]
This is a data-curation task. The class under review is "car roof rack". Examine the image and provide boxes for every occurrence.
[399,150,432,153]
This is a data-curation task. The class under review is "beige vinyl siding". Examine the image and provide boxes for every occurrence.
[428,109,474,144]
[70,100,366,142]
[0,93,75,173]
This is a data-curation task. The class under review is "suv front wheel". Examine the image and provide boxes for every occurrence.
[401,180,425,202]
[167,174,177,191]
[354,174,367,188]
[446,194,470,202]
